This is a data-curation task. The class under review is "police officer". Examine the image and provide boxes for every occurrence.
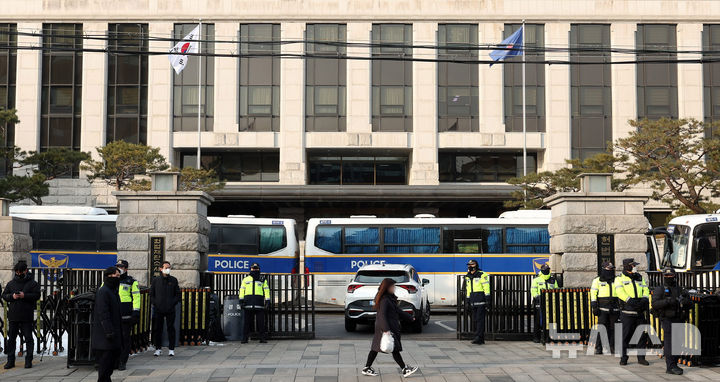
[464,260,490,345]
[614,258,650,366]
[590,261,619,355]
[530,263,558,343]
[651,268,692,375]
[1,261,40,369]
[115,260,140,370]
[239,263,270,343]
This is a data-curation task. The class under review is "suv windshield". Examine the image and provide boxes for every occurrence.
[355,270,409,284]
[668,224,690,269]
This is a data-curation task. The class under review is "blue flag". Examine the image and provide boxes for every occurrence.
[489,26,523,65]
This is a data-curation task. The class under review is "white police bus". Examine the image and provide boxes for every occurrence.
[663,213,720,272]
[10,206,299,273]
[304,211,551,306]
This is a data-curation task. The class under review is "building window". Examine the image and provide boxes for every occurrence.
[240,24,280,132]
[637,24,677,120]
[41,24,83,177]
[504,24,544,132]
[704,25,720,136]
[308,154,408,185]
[438,151,537,182]
[173,23,214,132]
[0,24,16,177]
[306,24,346,132]
[180,151,279,182]
[570,24,612,160]
[107,24,148,144]
[438,24,478,132]
[372,24,412,132]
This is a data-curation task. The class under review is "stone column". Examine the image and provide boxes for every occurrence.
[278,22,306,184]
[0,200,32,285]
[80,22,108,163]
[146,22,174,161]
[13,22,42,173]
[544,23,571,171]
[114,191,213,287]
[545,174,650,287]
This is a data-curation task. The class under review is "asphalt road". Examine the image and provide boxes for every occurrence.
[314,312,457,340]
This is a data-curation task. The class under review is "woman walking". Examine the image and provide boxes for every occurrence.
[362,278,419,378]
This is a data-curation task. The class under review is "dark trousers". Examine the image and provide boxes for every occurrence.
[153,311,176,350]
[662,319,680,370]
[620,313,648,361]
[533,303,543,341]
[6,321,34,361]
[594,310,619,352]
[96,348,120,382]
[472,305,486,341]
[119,322,132,366]
[242,309,267,341]
[365,350,405,369]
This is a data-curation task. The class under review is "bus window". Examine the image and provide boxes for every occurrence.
[98,223,117,251]
[692,223,719,269]
[505,227,549,254]
[315,226,342,253]
[345,227,379,254]
[209,226,219,253]
[259,226,286,254]
[668,225,690,269]
[220,226,258,254]
[384,227,440,254]
[34,221,99,251]
[441,226,502,254]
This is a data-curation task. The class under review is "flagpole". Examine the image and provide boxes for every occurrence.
[522,20,527,179]
[197,20,202,169]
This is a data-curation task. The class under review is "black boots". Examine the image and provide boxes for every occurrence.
[666,366,683,375]
[3,359,15,369]
[24,357,32,369]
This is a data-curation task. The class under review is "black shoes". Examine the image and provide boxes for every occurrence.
[240,340,248,344]
[4,360,15,369]
[259,339,268,343]
[619,358,628,365]
[471,337,484,345]
[638,358,649,366]
[594,348,603,355]
[24,358,32,369]
[118,363,126,371]
[666,366,683,375]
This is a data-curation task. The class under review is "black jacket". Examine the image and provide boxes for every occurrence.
[370,294,413,353]
[2,273,41,322]
[652,285,692,322]
[92,284,124,351]
[150,275,181,314]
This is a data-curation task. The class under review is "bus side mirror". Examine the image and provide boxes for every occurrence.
[422,279,430,286]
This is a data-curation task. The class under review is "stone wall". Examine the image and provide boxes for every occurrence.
[545,191,650,287]
[14,179,116,209]
[0,217,32,286]
[115,191,213,287]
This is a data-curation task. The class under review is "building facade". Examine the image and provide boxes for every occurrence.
[2,0,719,230]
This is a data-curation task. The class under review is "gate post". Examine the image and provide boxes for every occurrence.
[544,174,650,287]
[0,198,32,285]
[114,173,214,287]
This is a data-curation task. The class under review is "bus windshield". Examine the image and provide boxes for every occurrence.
[668,225,690,269]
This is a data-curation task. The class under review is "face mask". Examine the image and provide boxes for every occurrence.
[601,269,615,280]
[664,276,677,287]
[104,276,120,290]
[541,268,550,275]
[468,266,476,272]
[631,266,638,273]
[250,270,260,279]
[162,268,171,275]
[118,268,126,275]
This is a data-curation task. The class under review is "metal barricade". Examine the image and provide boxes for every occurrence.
[180,288,210,346]
[202,272,315,339]
[540,288,592,344]
[647,270,720,292]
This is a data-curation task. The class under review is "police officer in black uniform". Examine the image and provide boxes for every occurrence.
[651,268,692,375]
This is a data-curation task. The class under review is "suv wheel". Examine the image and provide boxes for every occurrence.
[412,310,423,333]
[422,300,431,325]
[344,316,357,332]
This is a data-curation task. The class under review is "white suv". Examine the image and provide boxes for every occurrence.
[344,263,430,333]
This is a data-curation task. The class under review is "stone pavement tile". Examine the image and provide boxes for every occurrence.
[315,376,339,382]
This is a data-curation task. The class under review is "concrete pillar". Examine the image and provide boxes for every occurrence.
[13,22,42,173]
[346,22,372,134]
[80,22,108,163]
[677,23,703,119]
[213,22,239,134]
[114,190,214,287]
[545,174,650,287]
[544,23,571,171]
[409,22,438,185]
[0,199,32,285]
[479,22,504,135]
[146,22,173,162]
[278,22,305,185]
[610,23,637,143]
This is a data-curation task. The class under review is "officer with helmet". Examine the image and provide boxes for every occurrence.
[590,261,619,354]
[530,263,558,343]
[464,259,490,345]
[239,263,270,343]
[651,267,692,375]
[614,258,650,366]
[115,259,140,370]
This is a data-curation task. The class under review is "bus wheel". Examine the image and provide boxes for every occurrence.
[344,317,357,332]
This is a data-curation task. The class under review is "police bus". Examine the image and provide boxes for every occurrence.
[662,213,720,272]
[9,206,299,273]
[304,211,551,306]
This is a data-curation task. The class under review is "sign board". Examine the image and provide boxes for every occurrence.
[596,234,614,275]
[150,236,165,280]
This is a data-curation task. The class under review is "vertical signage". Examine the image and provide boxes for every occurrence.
[150,236,165,280]
[596,234,614,275]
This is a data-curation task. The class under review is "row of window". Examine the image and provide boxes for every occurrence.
[314,225,550,254]
[209,224,287,255]
[3,23,720,173]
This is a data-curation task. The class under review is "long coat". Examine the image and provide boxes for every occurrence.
[370,294,413,353]
[92,284,125,351]
[1,273,41,322]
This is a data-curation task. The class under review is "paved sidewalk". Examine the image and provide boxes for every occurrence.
[1,340,719,382]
